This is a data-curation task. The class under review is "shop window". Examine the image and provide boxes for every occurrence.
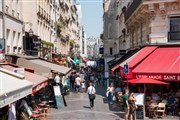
[168,16,180,41]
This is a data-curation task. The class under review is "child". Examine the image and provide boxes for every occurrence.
[81,81,86,93]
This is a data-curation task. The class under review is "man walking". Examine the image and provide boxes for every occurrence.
[87,82,96,109]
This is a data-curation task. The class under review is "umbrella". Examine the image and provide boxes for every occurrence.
[124,78,169,85]
[124,78,169,99]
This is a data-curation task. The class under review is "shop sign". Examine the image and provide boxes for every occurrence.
[124,63,129,74]
[32,81,48,94]
[0,88,31,108]
[135,74,180,81]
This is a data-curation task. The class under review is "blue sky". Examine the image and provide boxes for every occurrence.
[76,0,103,38]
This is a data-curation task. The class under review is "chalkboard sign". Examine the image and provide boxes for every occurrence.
[55,96,64,109]
[134,93,144,106]
[136,107,144,119]
[53,86,64,109]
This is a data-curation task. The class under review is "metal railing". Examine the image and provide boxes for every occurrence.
[168,31,180,41]
[125,0,142,21]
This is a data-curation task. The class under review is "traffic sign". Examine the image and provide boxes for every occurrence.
[124,63,129,74]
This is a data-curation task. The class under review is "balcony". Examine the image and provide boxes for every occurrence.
[168,31,180,42]
[124,0,142,21]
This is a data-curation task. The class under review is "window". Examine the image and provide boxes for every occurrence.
[169,16,180,41]
[110,48,113,55]
[7,46,10,53]
[13,47,17,53]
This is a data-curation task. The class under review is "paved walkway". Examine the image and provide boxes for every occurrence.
[47,85,123,120]
[47,85,180,120]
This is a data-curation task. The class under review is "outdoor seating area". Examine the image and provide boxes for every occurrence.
[145,93,180,119]
[19,99,51,120]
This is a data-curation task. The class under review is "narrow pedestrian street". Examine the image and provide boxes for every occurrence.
[47,85,124,120]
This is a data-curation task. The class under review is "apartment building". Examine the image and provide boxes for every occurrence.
[58,0,80,56]
[22,0,51,56]
[124,0,180,49]
[116,0,131,53]
[0,0,23,54]
[102,0,119,78]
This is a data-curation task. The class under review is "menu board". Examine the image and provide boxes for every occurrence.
[134,93,144,106]
[53,86,61,96]
[53,85,64,109]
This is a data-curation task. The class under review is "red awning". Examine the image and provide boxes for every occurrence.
[119,46,157,78]
[133,47,180,81]
[120,46,157,68]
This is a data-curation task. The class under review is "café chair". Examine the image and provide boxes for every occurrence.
[155,102,166,118]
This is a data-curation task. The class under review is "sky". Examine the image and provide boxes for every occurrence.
[76,0,103,39]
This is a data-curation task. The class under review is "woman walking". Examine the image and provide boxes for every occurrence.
[87,82,96,109]
[128,92,137,120]
[106,82,115,105]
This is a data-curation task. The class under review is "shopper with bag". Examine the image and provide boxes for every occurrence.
[87,82,96,109]
[106,82,115,105]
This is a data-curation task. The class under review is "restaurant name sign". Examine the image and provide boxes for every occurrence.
[32,81,48,94]
[135,74,180,81]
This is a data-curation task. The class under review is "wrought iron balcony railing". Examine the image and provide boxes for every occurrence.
[168,31,180,41]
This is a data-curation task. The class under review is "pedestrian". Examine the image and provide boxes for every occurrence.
[128,92,137,120]
[54,74,60,86]
[87,82,96,109]
[122,89,129,120]
[81,80,86,93]
[75,74,81,92]
[106,82,115,105]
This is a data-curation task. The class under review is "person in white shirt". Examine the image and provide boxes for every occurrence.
[75,75,81,92]
[54,74,60,85]
[81,81,86,93]
[87,82,96,109]
[106,82,115,105]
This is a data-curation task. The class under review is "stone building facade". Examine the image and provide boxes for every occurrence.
[125,0,180,49]
[0,0,23,54]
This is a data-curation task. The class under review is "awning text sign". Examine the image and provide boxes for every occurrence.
[32,81,48,94]
[135,74,180,81]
